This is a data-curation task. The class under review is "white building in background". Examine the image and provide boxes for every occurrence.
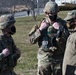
[55,0,76,6]
[61,0,76,4]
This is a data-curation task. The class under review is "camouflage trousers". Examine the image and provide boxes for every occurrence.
[37,48,63,75]
[0,70,17,75]
[37,59,62,75]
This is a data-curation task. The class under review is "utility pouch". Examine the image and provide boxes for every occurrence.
[41,40,49,51]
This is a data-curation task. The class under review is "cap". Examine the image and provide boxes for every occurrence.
[0,14,15,29]
[64,10,76,21]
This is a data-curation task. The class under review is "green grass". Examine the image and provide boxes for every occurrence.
[13,11,69,75]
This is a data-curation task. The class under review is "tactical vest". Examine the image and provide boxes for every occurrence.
[38,17,69,56]
[29,17,69,56]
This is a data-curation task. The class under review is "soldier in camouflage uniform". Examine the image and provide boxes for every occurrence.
[62,10,76,75]
[29,1,69,75]
[0,14,21,75]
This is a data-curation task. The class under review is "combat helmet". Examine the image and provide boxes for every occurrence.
[44,1,59,14]
[0,14,15,29]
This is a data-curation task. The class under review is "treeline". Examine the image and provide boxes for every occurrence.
[0,0,49,14]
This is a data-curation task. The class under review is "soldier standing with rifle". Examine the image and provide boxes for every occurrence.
[0,14,21,75]
[29,1,69,75]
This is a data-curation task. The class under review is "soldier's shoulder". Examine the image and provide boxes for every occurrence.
[57,17,66,25]
[0,34,4,41]
[71,32,76,39]
[68,32,76,42]
[41,17,47,23]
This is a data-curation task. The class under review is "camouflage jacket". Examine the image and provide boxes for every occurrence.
[63,31,76,75]
[0,34,18,71]
[29,17,69,58]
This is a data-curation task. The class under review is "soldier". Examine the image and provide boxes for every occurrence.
[29,1,69,75]
[27,9,30,16]
[62,10,76,75]
[0,14,21,75]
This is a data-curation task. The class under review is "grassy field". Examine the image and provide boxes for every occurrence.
[13,11,69,75]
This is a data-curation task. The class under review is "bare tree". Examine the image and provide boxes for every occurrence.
[30,0,36,20]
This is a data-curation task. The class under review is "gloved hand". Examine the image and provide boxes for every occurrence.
[2,48,10,57]
[53,22,60,29]
[39,21,49,31]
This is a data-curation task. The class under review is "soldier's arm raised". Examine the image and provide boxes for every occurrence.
[29,24,39,36]
[29,22,42,44]
[29,18,49,44]
[29,29,41,44]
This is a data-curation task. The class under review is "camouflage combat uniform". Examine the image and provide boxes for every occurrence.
[62,10,76,75]
[0,14,21,75]
[63,32,76,75]
[0,34,19,75]
[29,1,69,75]
[29,17,69,75]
